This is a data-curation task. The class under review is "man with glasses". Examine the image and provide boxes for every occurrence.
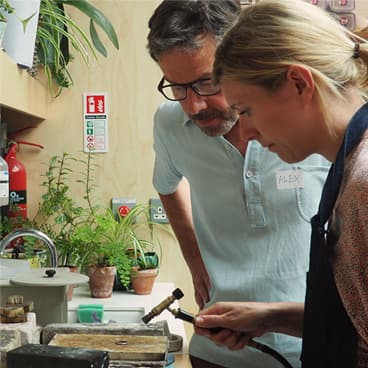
[157,77,221,102]
[147,1,329,367]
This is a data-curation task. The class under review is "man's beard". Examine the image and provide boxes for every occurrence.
[190,108,238,137]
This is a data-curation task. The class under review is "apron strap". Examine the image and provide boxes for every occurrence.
[302,102,368,367]
[318,103,368,225]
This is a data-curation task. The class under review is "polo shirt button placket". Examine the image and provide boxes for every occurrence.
[245,170,253,179]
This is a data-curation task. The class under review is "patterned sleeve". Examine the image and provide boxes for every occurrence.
[332,138,368,352]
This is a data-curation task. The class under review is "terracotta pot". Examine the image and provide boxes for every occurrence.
[66,265,79,301]
[57,265,80,301]
[131,268,158,295]
[87,265,116,298]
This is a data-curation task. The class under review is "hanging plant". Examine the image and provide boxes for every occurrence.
[0,0,14,22]
[0,0,37,33]
[35,0,119,97]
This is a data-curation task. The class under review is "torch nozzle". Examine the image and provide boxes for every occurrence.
[142,288,184,324]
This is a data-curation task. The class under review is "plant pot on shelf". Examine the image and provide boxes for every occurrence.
[59,265,79,301]
[131,267,158,295]
[87,265,116,298]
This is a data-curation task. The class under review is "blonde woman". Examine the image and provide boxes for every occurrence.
[194,1,368,367]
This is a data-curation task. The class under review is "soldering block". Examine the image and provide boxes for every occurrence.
[6,344,109,368]
[41,322,165,345]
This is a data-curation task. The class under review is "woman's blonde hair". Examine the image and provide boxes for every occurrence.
[214,0,368,128]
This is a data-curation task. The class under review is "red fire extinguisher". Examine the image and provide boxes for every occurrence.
[5,141,44,219]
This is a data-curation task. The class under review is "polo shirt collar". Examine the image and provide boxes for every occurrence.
[183,111,191,126]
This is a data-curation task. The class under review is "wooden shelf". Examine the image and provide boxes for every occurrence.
[0,49,46,122]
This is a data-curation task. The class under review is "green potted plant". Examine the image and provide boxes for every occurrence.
[0,150,99,298]
[0,1,36,28]
[130,251,160,295]
[31,152,97,268]
[33,0,119,96]
[71,209,124,298]
[1,150,171,297]
[0,0,13,42]
[0,0,37,50]
[0,0,14,21]
[73,204,163,297]
[25,151,97,300]
[124,206,164,295]
[0,152,85,272]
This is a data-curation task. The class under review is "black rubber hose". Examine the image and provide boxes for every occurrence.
[175,309,294,368]
[248,339,294,368]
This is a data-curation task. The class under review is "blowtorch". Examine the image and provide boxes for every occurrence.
[142,288,293,368]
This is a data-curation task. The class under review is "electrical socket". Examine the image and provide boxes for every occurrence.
[111,197,137,219]
[149,198,169,224]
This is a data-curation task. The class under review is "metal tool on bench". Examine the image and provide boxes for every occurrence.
[142,288,294,368]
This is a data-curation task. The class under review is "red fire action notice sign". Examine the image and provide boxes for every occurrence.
[83,92,108,153]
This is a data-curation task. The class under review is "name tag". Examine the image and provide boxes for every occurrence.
[276,169,304,190]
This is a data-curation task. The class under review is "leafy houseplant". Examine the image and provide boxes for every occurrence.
[123,207,166,295]
[70,206,158,298]
[73,204,163,292]
[0,1,34,25]
[0,151,98,269]
[72,209,128,269]
[0,152,91,269]
[0,0,13,22]
[31,151,98,268]
[130,251,160,295]
[0,1,36,45]
[35,0,119,96]
[1,149,171,296]
[71,209,123,298]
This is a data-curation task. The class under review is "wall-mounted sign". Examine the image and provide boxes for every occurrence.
[83,92,108,153]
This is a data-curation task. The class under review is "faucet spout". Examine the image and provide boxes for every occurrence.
[0,229,57,267]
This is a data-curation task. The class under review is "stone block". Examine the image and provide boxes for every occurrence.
[0,313,40,345]
[41,322,165,345]
[0,330,21,368]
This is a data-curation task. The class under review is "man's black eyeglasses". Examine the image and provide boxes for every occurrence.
[157,77,221,101]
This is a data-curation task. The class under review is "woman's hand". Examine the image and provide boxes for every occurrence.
[194,301,270,336]
[194,324,253,351]
[194,301,304,349]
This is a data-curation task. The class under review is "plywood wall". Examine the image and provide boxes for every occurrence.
[13,0,195,337]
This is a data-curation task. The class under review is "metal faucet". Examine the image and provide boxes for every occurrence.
[0,229,58,267]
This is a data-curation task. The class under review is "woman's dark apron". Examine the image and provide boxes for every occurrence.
[301,103,368,368]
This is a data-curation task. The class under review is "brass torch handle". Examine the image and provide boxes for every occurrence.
[142,288,184,323]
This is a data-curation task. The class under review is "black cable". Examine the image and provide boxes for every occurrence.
[248,339,294,368]
[174,308,294,368]
[141,289,294,368]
